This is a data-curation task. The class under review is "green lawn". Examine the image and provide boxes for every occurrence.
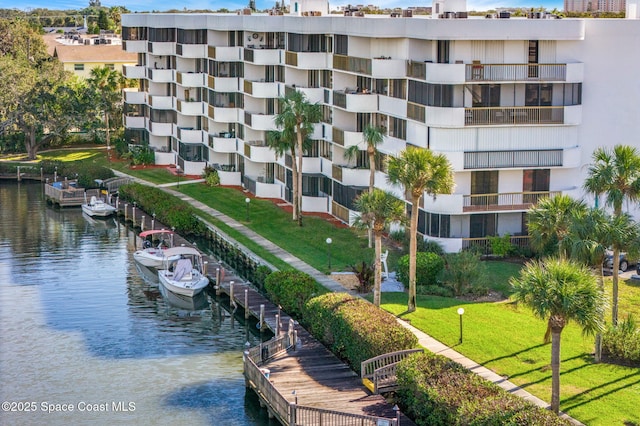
[379,272,640,426]
[9,148,640,425]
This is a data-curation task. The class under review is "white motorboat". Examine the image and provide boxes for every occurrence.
[158,282,210,311]
[157,247,210,297]
[81,195,117,218]
[133,229,179,268]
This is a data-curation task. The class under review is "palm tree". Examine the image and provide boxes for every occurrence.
[510,257,607,414]
[584,145,640,325]
[561,207,611,362]
[387,147,454,312]
[88,66,124,162]
[345,124,385,247]
[274,90,322,226]
[354,189,405,306]
[526,194,586,258]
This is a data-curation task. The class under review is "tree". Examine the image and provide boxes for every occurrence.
[274,90,322,226]
[87,66,126,161]
[387,147,454,312]
[345,124,384,247]
[510,258,607,414]
[354,189,405,306]
[584,145,640,325]
[527,194,587,257]
[0,18,86,159]
[561,208,611,362]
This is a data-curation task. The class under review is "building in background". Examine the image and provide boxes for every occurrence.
[121,0,640,252]
[44,31,137,78]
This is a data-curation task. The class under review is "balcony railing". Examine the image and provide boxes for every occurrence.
[465,63,567,82]
[462,236,530,254]
[462,191,561,212]
[464,150,563,169]
[333,55,372,75]
[465,106,564,126]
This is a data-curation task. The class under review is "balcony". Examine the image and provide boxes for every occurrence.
[285,85,325,104]
[148,68,175,83]
[177,100,204,116]
[147,41,174,55]
[177,127,204,143]
[208,134,237,153]
[464,63,583,82]
[148,121,174,137]
[462,191,561,213]
[122,40,146,53]
[243,47,282,65]
[463,150,564,170]
[371,57,406,79]
[244,140,276,163]
[123,65,146,79]
[464,107,565,126]
[207,75,241,92]
[125,116,146,128]
[123,89,146,104]
[176,43,206,58]
[177,72,205,87]
[333,55,371,75]
[243,175,281,198]
[285,51,330,69]
[148,95,174,109]
[406,62,465,84]
[333,90,378,113]
[208,45,242,61]
[332,127,363,148]
[244,112,276,131]
[462,236,531,254]
[208,105,240,123]
[244,80,282,98]
[332,165,370,186]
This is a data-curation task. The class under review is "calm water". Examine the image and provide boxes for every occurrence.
[0,181,275,426]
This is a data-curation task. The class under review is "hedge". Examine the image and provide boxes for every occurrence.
[117,182,206,237]
[264,270,321,318]
[304,292,418,374]
[396,352,570,426]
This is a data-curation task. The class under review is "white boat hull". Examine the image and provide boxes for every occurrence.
[158,270,210,297]
[81,198,117,218]
[133,249,179,268]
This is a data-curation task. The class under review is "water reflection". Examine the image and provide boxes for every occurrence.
[0,182,272,425]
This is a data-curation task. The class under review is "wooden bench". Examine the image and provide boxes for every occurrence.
[361,348,424,394]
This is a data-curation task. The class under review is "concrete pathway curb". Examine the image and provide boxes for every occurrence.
[113,170,583,425]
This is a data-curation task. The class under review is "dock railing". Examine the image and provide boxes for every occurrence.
[361,349,424,394]
[244,332,400,426]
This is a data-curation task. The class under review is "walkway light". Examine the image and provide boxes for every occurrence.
[457,307,465,344]
[245,197,251,222]
[326,238,332,270]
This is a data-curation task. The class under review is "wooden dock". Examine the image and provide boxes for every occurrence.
[119,199,414,426]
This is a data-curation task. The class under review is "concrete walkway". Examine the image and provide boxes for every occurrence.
[114,171,582,425]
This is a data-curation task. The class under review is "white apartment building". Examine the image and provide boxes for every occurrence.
[121,0,640,252]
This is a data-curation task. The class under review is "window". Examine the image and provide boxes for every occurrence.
[470,214,497,238]
[563,83,581,106]
[471,171,498,206]
[319,139,332,160]
[523,169,550,203]
[209,61,243,78]
[389,79,406,100]
[74,63,84,71]
[525,84,552,107]
[335,35,348,55]
[470,84,500,107]
[437,40,449,64]
[177,29,206,44]
[105,64,115,70]
[149,27,176,43]
[389,117,406,140]
[408,81,454,107]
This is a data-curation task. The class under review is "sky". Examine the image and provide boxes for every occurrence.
[0,0,565,13]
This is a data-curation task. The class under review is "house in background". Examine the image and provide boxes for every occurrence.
[44,32,137,78]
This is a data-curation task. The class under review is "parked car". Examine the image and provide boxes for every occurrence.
[604,251,635,272]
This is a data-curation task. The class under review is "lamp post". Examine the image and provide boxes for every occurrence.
[457,307,465,344]
[245,197,250,222]
[326,237,332,270]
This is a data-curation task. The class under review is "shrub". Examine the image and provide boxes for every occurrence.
[602,314,640,366]
[488,233,515,258]
[348,261,374,293]
[400,232,445,255]
[264,270,319,318]
[396,352,570,426]
[441,251,489,296]
[417,284,454,298]
[396,252,445,288]
[304,293,418,374]
[202,165,220,187]
[118,182,206,237]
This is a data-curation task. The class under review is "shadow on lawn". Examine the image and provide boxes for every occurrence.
[560,370,640,412]
[514,354,593,386]
[481,342,548,366]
